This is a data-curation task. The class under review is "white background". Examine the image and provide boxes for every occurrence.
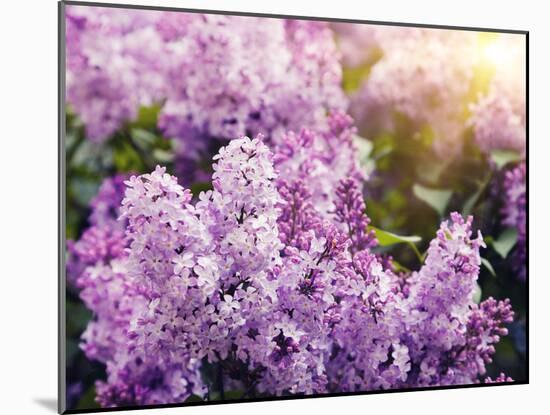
[0,0,545,413]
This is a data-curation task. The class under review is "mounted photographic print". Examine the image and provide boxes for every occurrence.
[59,1,528,413]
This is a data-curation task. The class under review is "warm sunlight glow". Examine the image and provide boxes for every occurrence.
[482,39,512,67]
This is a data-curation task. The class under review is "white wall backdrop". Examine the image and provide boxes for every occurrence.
[0,0,544,414]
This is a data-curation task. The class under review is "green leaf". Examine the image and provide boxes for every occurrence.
[490,149,522,170]
[414,124,436,147]
[66,301,93,336]
[342,64,372,93]
[132,104,161,129]
[369,226,423,262]
[354,135,373,157]
[69,178,100,207]
[184,394,204,403]
[462,191,479,217]
[492,228,518,259]
[70,140,99,168]
[113,141,145,172]
[66,339,80,363]
[130,128,157,149]
[472,282,482,304]
[190,182,214,196]
[75,386,99,410]
[413,184,452,216]
[372,132,395,161]
[224,390,244,400]
[416,160,448,185]
[480,257,496,277]
[462,173,492,216]
[370,227,422,246]
[390,259,411,273]
[354,136,375,176]
[153,148,175,163]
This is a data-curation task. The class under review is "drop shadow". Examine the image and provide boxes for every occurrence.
[34,398,57,413]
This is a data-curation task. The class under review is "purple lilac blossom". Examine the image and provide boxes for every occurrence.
[65,6,166,141]
[76,138,514,406]
[502,162,527,280]
[328,213,513,391]
[484,373,514,383]
[273,111,363,218]
[337,26,478,158]
[469,34,526,157]
[334,178,377,254]
[157,14,346,144]
[402,214,513,386]
[156,14,347,182]
[80,139,285,405]
[67,174,130,287]
[65,7,347,150]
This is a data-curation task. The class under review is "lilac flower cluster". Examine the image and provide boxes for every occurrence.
[484,373,514,383]
[469,34,526,157]
[273,111,363,217]
[74,137,514,407]
[502,163,527,280]
[159,16,346,143]
[65,7,166,141]
[335,26,478,157]
[66,6,346,149]
[67,174,129,286]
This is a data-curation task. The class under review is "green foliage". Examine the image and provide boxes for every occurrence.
[153,148,175,163]
[369,226,423,262]
[370,226,421,246]
[66,300,93,337]
[75,385,100,410]
[69,177,101,207]
[491,228,519,259]
[342,64,372,93]
[354,135,375,175]
[480,257,497,278]
[190,182,214,196]
[472,282,482,304]
[184,395,204,403]
[113,140,146,172]
[490,149,522,170]
[340,48,382,93]
[412,184,452,217]
[130,127,157,148]
[66,339,80,363]
[65,104,175,242]
[130,104,161,130]
[416,159,449,185]
[222,390,244,400]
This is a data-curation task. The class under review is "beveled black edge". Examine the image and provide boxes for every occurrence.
[57,1,530,414]
[59,1,67,414]
[524,31,530,388]
[62,0,529,34]
[62,380,529,414]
